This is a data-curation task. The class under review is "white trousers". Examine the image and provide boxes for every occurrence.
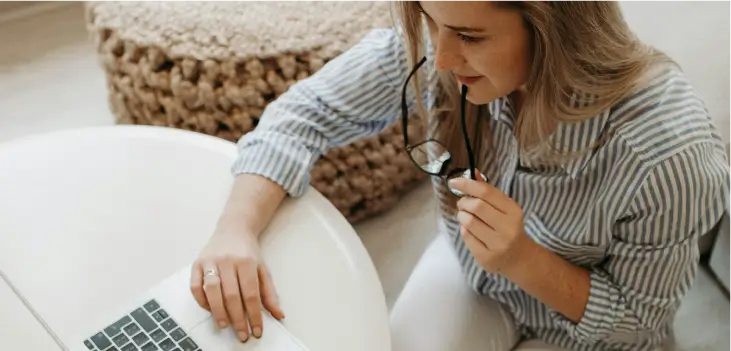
[389,233,566,351]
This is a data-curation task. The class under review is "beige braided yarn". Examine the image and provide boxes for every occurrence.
[84,1,427,222]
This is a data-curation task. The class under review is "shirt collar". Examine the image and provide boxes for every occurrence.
[490,92,612,179]
[489,97,515,128]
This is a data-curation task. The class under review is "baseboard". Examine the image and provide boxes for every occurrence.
[0,1,74,24]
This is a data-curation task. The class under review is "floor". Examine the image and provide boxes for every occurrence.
[1,3,727,350]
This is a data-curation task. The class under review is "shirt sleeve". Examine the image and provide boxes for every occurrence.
[551,142,729,346]
[230,28,432,197]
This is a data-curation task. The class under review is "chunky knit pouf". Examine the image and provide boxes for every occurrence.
[84,1,427,222]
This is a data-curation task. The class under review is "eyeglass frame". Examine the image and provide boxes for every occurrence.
[400,56,482,195]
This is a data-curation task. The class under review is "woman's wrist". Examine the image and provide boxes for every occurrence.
[216,174,287,238]
[500,235,541,282]
[503,238,590,323]
[215,212,260,237]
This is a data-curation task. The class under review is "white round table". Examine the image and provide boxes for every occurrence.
[0,125,391,351]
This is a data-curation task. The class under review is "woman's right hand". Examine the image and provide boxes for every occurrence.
[190,223,285,342]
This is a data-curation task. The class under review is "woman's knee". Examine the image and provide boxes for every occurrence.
[389,234,520,351]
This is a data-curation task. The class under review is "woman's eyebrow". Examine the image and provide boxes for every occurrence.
[444,25,484,33]
[417,2,486,33]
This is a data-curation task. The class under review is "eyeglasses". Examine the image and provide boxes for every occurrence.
[401,56,483,197]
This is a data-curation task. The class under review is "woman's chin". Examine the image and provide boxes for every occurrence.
[464,92,494,106]
[457,84,491,105]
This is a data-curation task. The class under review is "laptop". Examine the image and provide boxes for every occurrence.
[62,265,310,351]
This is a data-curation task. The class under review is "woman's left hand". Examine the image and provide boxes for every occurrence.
[449,176,535,277]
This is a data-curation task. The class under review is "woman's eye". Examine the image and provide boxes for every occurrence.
[457,33,482,44]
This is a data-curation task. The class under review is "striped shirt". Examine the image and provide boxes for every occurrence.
[232,29,730,350]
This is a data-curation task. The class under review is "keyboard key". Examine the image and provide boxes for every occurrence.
[169,328,186,342]
[91,332,112,350]
[150,328,167,343]
[159,338,176,351]
[161,319,177,332]
[144,300,160,312]
[151,309,169,322]
[122,342,139,351]
[131,308,157,332]
[171,349,181,351]
[105,316,133,338]
[178,338,198,351]
[141,341,160,351]
[83,340,94,349]
[132,332,150,346]
[124,323,141,336]
[108,347,119,351]
[113,333,131,347]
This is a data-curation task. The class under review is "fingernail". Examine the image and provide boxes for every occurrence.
[218,320,227,328]
[238,331,249,342]
[252,326,262,338]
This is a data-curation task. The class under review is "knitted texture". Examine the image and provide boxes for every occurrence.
[84,1,427,223]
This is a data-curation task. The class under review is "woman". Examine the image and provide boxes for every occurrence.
[189,2,729,350]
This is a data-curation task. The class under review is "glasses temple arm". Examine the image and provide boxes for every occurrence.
[460,84,477,180]
[401,56,427,150]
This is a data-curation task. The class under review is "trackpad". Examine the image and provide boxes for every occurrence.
[189,313,310,350]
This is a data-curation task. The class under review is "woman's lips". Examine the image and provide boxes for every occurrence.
[456,75,483,86]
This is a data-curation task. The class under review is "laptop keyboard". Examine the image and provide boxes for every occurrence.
[84,299,202,351]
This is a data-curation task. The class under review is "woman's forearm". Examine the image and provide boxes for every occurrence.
[217,173,288,238]
[505,240,591,323]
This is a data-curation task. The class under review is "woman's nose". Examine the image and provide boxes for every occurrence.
[434,34,464,72]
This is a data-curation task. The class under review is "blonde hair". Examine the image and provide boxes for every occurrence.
[394,1,671,210]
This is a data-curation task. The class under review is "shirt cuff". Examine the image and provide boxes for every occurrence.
[231,132,320,197]
[550,268,625,345]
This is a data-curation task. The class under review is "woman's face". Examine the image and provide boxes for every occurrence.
[419,1,532,105]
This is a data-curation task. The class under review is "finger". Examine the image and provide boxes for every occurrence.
[190,261,210,311]
[458,196,503,231]
[450,178,511,213]
[461,227,494,271]
[457,210,497,247]
[259,265,285,320]
[220,263,249,342]
[471,168,488,183]
[461,226,490,254]
[239,263,264,338]
[202,264,229,329]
